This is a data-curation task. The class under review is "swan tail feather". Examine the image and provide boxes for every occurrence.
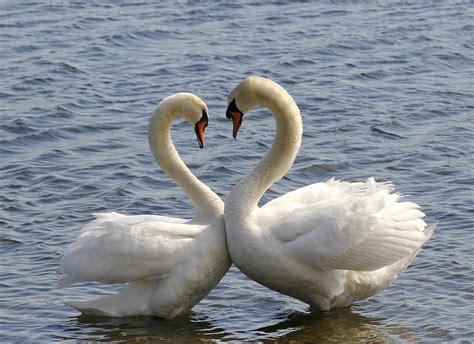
[423,223,437,241]
[65,281,154,317]
[393,222,437,274]
[58,274,77,288]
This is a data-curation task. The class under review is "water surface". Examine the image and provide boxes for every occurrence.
[1,1,473,342]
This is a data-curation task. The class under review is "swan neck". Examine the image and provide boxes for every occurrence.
[232,81,302,210]
[148,107,222,217]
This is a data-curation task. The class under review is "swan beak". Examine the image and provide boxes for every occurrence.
[195,120,207,149]
[230,112,243,139]
[226,99,244,139]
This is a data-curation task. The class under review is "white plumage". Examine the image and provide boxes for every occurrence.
[59,93,231,318]
[224,76,435,310]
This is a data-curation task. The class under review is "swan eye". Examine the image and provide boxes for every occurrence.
[225,99,244,139]
[194,110,209,149]
[226,99,241,119]
[201,109,209,122]
[201,110,208,128]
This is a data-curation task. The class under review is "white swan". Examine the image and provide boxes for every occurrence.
[224,76,435,311]
[59,93,231,318]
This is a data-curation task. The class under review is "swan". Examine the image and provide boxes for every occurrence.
[59,93,231,318]
[224,76,435,311]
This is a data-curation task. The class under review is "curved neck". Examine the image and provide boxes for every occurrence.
[230,80,303,211]
[148,107,223,218]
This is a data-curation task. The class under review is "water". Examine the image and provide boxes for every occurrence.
[1,1,473,342]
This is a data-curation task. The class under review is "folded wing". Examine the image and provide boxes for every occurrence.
[267,178,430,272]
[59,212,203,286]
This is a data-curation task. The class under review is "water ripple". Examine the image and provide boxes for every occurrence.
[0,0,472,342]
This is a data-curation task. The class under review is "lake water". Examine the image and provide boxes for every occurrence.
[1,1,473,342]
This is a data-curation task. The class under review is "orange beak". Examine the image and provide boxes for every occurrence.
[194,119,207,149]
[226,99,244,139]
[230,111,243,139]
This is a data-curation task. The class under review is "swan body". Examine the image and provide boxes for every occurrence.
[224,76,435,311]
[60,93,231,318]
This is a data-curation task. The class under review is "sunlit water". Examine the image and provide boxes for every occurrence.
[1,1,473,342]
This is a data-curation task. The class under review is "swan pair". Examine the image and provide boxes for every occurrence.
[60,76,435,318]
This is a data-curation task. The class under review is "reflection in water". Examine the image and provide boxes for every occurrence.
[1,0,472,341]
[63,313,225,342]
[61,305,413,342]
[255,307,413,343]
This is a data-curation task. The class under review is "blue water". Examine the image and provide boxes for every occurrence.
[1,1,473,342]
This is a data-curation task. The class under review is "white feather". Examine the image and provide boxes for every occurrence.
[59,94,231,318]
[224,76,435,310]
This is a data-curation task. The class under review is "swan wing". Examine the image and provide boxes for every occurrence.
[266,178,430,271]
[262,177,354,214]
[59,213,203,286]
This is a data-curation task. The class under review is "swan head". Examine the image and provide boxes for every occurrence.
[226,76,264,139]
[193,109,208,149]
[163,92,209,149]
[226,98,244,139]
